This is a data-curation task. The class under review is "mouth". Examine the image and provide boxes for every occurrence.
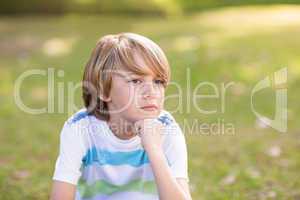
[140,104,158,111]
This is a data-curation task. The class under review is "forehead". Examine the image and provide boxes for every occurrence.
[113,68,154,80]
[116,53,156,77]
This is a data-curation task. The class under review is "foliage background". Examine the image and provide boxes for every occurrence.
[0,1,299,199]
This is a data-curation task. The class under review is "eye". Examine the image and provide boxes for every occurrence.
[154,79,164,85]
[129,79,142,84]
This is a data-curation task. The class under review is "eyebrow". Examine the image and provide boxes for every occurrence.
[114,72,140,80]
[120,71,139,76]
[115,68,156,79]
[126,71,139,75]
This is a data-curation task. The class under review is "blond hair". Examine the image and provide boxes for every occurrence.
[82,32,170,121]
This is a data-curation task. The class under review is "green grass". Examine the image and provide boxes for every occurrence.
[0,5,300,200]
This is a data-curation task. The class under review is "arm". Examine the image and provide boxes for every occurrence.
[147,147,192,200]
[50,181,76,200]
[177,178,192,199]
[134,118,192,200]
[50,121,86,200]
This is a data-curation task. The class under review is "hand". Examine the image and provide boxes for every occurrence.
[134,118,164,152]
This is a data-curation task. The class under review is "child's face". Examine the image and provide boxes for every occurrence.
[106,54,165,123]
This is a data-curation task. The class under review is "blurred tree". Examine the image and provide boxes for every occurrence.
[177,0,300,13]
[67,0,165,15]
[0,0,300,15]
[0,0,68,14]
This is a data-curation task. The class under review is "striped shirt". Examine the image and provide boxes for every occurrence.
[53,108,189,200]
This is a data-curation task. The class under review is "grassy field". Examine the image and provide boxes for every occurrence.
[0,5,299,200]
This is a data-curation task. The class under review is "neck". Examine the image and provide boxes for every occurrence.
[107,117,137,140]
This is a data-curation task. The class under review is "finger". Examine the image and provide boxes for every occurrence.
[137,126,142,136]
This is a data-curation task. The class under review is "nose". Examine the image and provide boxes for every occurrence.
[141,81,157,99]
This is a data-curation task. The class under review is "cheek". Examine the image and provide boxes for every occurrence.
[158,89,165,105]
[114,85,136,107]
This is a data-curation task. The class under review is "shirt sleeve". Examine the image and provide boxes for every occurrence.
[163,122,189,182]
[52,121,87,185]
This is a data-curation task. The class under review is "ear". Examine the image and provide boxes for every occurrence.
[99,94,112,102]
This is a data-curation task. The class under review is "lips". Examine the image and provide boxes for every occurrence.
[141,104,158,110]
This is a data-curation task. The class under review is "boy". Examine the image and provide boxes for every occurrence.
[50,33,192,200]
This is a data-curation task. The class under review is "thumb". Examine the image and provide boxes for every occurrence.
[133,119,144,136]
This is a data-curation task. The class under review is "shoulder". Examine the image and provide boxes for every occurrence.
[157,109,176,126]
[65,108,92,126]
[157,110,183,135]
[159,111,188,164]
[158,110,185,140]
[60,108,93,139]
[59,108,92,147]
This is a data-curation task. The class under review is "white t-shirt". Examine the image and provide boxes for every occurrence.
[53,108,189,200]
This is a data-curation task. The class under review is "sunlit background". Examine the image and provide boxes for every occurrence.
[0,1,300,199]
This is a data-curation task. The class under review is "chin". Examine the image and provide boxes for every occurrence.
[139,108,161,117]
[124,110,158,122]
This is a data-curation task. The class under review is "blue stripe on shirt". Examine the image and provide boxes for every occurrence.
[82,147,150,167]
